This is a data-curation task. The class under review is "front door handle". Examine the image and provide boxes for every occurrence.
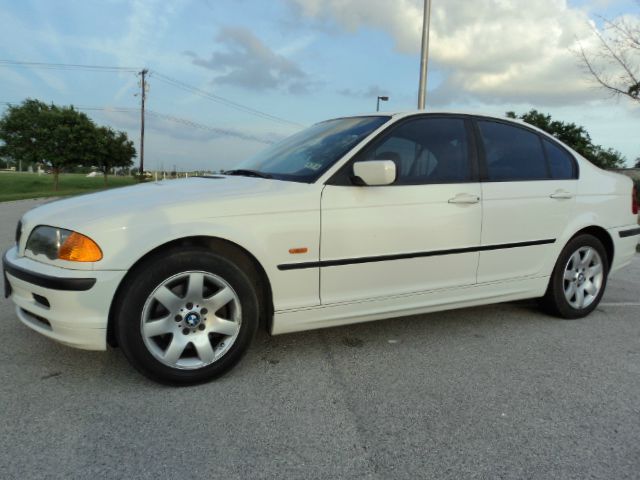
[448,193,480,204]
[550,190,573,199]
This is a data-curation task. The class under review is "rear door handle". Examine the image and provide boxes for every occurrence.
[448,193,480,204]
[550,190,573,199]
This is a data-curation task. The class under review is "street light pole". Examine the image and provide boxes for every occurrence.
[376,95,389,112]
[417,0,432,109]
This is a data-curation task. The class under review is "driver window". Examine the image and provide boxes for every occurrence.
[361,117,471,185]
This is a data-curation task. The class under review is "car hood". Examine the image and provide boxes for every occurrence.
[21,176,312,233]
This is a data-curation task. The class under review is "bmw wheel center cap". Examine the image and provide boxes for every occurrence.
[185,312,201,328]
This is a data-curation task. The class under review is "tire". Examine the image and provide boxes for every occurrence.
[539,234,609,319]
[115,247,259,385]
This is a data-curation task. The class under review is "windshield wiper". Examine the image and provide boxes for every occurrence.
[223,169,273,179]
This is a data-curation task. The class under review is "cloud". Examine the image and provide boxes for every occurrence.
[186,27,312,94]
[112,0,186,66]
[286,0,640,106]
[338,85,390,98]
[0,10,69,94]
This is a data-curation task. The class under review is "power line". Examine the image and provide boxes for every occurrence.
[0,101,137,112]
[0,101,274,144]
[0,59,139,72]
[0,59,303,127]
[145,110,274,144]
[150,71,304,127]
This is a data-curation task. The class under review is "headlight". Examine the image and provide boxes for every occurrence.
[26,226,103,262]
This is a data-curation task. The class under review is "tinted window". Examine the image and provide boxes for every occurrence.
[360,117,471,185]
[235,116,390,183]
[543,138,576,179]
[478,121,549,181]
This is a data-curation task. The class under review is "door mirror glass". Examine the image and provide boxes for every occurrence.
[352,160,396,186]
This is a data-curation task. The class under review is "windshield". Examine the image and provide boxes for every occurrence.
[232,116,391,183]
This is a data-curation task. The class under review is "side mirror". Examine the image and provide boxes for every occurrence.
[352,160,396,186]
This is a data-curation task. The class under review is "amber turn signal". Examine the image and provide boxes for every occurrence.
[288,247,308,254]
[59,232,103,262]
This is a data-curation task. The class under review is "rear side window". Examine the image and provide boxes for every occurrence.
[543,138,576,179]
[478,120,549,181]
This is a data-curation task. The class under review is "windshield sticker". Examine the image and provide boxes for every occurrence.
[305,162,322,171]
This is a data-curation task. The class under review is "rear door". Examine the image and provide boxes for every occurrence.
[474,118,578,283]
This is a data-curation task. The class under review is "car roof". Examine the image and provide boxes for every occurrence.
[333,110,549,137]
[344,110,527,124]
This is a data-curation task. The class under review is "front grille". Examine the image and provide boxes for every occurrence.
[15,220,22,245]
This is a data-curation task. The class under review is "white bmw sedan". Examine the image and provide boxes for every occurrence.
[3,112,639,384]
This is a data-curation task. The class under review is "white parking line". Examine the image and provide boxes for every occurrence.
[600,302,640,307]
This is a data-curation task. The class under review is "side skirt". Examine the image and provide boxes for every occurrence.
[271,275,549,335]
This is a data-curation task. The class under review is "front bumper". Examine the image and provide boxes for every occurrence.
[3,247,126,351]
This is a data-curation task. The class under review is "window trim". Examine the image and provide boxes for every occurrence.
[326,113,480,186]
[541,136,579,180]
[472,116,579,183]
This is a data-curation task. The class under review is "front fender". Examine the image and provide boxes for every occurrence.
[92,209,322,312]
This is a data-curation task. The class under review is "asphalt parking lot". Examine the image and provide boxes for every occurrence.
[1,198,639,480]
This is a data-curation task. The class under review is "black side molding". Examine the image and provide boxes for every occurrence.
[278,239,556,271]
[619,228,640,238]
[3,251,96,292]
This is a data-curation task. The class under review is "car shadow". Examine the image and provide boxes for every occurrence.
[3,295,573,391]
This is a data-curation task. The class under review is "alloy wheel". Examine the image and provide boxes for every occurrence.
[140,271,242,369]
[562,246,604,310]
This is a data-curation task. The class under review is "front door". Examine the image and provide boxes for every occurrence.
[320,116,482,305]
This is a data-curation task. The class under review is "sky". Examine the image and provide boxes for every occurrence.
[0,0,638,171]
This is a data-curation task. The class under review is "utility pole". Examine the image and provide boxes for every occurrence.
[139,68,149,175]
[417,0,432,109]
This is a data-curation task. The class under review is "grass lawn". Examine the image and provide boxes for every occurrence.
[0,172,137,202]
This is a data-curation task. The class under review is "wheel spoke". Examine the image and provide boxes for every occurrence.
[186,273,205,300]
[584,281,597,296]
[143,316,173,337]
[153,286,183,312]
[587,263,602,278]
[210,317,240,336]
[564,269,576,281]
[206,287,236,312]
[569,251,581,270]
[581,248,594,268]
[565,280,576,296]
[575,286,585,308]
[193,336,216,363]
[163,336,186,364]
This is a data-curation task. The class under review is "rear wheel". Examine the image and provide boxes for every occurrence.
[540,234,608,319]
[115,247,259,384]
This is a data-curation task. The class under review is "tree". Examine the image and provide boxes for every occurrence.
[0,99,97,190]
[0,98,137,189]
[506,110,626,169]
[578,3,640,103]
[634,157,640,168]
[91,127,136,185]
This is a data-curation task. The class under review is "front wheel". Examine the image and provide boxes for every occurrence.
[115,247,259,384]
[540,234,609,319]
